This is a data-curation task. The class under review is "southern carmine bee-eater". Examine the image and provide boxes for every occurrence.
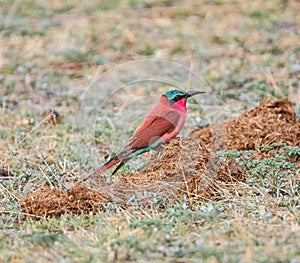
[81,89,205,182]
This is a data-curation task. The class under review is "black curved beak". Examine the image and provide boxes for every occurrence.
[184,90,205,98]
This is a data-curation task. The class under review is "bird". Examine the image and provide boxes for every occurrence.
[81,89,205,182]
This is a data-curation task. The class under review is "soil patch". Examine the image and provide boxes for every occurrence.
[21,184,109,217]
[20,98,299,217]
[190,98,299,152]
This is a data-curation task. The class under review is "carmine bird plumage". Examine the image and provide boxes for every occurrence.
[81,89,205,182]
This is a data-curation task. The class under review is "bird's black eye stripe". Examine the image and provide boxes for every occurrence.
[169,94,184,105]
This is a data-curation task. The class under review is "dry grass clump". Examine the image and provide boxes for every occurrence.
[41,109,62,126]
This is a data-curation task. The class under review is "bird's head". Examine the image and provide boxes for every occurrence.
[164,89,205,110]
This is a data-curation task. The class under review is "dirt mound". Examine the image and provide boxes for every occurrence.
[20,98,299,217]
[21,184,109,217]
[109,138,244,204]
[21,138,244,216]
[190,98,299,152]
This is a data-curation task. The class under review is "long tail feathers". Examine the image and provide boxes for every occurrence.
[80,148,135,182]
[80,158,121,182]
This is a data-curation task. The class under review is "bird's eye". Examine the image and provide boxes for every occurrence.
[174,95,181,100]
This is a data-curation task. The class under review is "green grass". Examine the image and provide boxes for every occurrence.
[0,0,300,262]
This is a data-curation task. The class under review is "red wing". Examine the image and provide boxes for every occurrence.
[127,111,180,149]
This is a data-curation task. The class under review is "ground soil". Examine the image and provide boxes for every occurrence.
[21,98,300,217]
[190,98,299,152]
